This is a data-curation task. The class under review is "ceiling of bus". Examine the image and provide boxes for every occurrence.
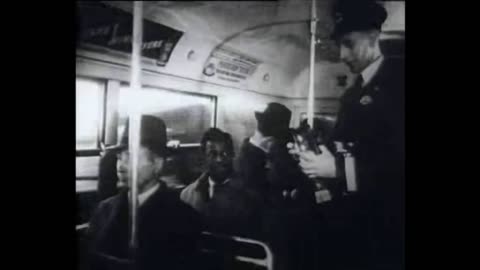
[99,1,404,99]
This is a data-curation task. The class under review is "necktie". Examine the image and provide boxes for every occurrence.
[209,183,220,199]
[334,74,364,141]
[209,184,214,199]
[352,74,367,100]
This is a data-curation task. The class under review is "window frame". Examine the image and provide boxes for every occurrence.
[76,76,218,180]
[117,82,218,147]
[76,76,107,155]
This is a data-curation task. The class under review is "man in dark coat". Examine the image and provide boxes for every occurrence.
[86,115,202,270]
[237,103,319,270]
[238,102,318,207]
[180,128,263,238]
[290,1,404,269]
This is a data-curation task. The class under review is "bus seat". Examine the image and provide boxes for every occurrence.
[77,223,90,270]
[198,231,274,270]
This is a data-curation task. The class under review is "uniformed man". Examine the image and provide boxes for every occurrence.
[289,0,404,269]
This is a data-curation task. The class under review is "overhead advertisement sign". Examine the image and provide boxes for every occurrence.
[203,47,262,84]
[77,2,183,67]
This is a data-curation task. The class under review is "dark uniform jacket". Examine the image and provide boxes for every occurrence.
[332,57,405,268]
[334,57,404,200]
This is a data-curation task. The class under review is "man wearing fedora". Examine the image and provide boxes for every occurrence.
[290,0,404,269]
[238,102,292,194]
[86,115,202,270]
[237,102,319,270]
[238,102,317,205]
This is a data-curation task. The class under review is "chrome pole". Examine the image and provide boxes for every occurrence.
[128,0,143,253]
[307,0,317,128]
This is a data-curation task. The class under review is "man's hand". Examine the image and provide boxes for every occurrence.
[287,144,337,178]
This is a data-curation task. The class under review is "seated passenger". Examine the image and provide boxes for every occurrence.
[97,148,120,202]
[180,128,263,238]
[86,115,202,270]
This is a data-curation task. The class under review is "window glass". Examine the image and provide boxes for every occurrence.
[76,78,105,150]
[118,87,215,145]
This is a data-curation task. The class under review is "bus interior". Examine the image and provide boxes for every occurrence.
[76,1,405,270]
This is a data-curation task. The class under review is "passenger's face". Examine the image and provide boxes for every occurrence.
[205,141,234,183]
[116,146,164,192]
[339,31,379,74]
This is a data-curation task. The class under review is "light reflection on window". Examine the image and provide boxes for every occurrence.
[76,78,104,150]
[118,87,215,145]
[300,112,337,123]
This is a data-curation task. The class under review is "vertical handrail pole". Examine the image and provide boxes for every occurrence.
[128,0,143,254]
[307,0,317,128]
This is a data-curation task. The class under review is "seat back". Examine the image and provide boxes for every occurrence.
[199,231,274,270]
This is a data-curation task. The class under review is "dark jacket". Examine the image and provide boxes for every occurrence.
[180,172,264,238]
[237,137,319,270]
[86,182,203,270]
[237,138,270,194]
[238,137,317,209]
[97,149,119,202]
[334,57,404,205]
[332,57,405,267]
[267,138,317,209]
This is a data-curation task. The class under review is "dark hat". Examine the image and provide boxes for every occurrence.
[255,102,292,138]
[107,115,168,157]
[331,0,387,40]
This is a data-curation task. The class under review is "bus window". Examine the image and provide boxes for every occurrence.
[117,87,216,145]
[76,77,105,181]
[76,77,105,151]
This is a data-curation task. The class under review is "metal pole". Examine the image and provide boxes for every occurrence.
[307,0,317,128]
[129,0,143,253]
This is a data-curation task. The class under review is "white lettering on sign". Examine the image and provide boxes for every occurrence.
[216,69,246,80]
[211,47,261,76]
[108,35,132,46]
[107,35,164,51]
[203,46,261,85]
[142,40,164,50]
[82,25,111,39]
